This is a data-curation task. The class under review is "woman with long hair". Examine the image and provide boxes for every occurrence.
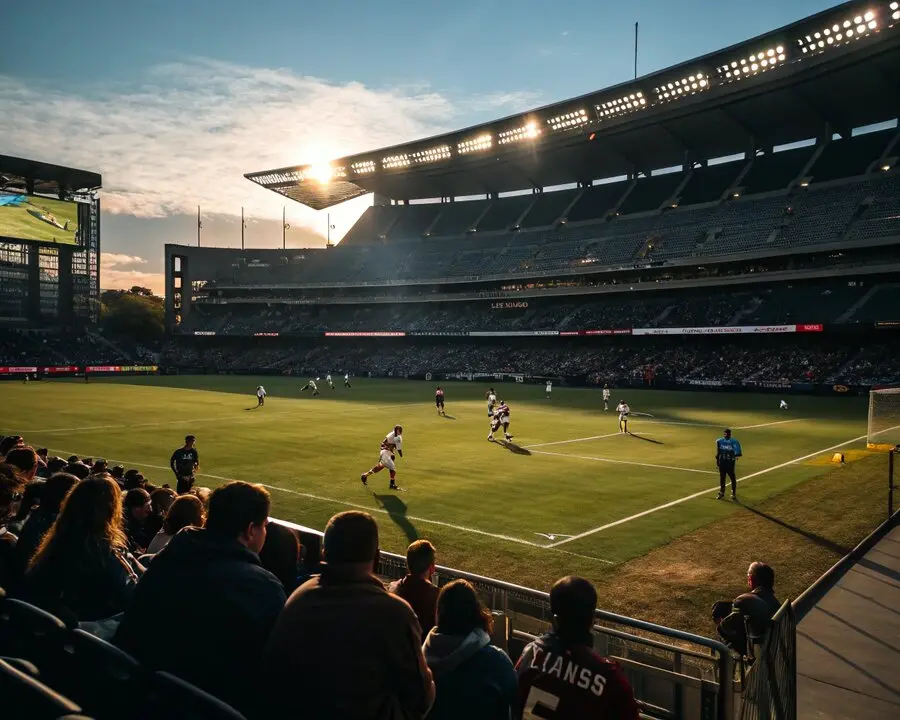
[24,475,141,621]
[422,579,517,720]
[16,472,79,568]
[146,494,205,555]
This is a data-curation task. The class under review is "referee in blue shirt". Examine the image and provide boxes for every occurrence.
[716,428,742,500]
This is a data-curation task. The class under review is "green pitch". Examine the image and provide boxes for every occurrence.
[0,195,79,244]
[4,376,874,602]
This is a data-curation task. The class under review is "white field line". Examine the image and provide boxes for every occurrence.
[529,448,718,475]
[43,445,610,556]
[547,428,897,548]
[734,418,804,430]
[525,432,624,449]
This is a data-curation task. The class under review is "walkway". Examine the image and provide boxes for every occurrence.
[797,525,900,719]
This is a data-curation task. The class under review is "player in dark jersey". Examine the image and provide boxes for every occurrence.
[435,386,445,416]
[488,401,512,442]
[169,434,199,494]
[516,576,639,720]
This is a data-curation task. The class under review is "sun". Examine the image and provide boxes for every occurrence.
[306,163,334,184]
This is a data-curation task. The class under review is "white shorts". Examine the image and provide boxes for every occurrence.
[499,414,510,425]
[619,413,628,422]
[379,449,396,471]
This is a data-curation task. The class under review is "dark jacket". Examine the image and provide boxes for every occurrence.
[16,509,56,568]
[114,527,285,715]
[718,586,781,653]
[262,564,434,720]
[123,515,155,554]
[390,574,438,635]
[0,528,22,594]
[423,628,517,720]
[22,539,139,622]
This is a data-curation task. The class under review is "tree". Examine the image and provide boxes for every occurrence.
[100,288,164,341]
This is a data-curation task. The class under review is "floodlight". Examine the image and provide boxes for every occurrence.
[498,121,540,145]
[382,154,410,169]
[654,72,710,102]
[717,45,786,81]
[350,160,376,175]
[411,145,451,164]
[457,134,493,154]
[306,164,335,184]
[892,2,899,21]
[547,109,588,131]
[795,9,880,55]
[595,91,647,121]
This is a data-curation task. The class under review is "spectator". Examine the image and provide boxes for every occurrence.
[5,446,39,483]
[65,462,90,480]
[390,539,439,635]
[257,521,303,593]
[515,576,639,720]
[23,475,141,622]
[110,465,125,485]
[6,477,44,535]
[262,510,435,719]
[122,488,154,553]
[46,457,68,475]
[0,435,24,458]
[147,487,178,537]
[122,469,146,491]
[422,579,517,720]
[0,464,25,591]
[712,561,781,656]
[114,481,285,715]
[145,494,205,555]
[16,473,79,568]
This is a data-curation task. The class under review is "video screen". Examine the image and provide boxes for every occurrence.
[0,191,80,245]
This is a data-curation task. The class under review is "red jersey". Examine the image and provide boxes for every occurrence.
[515,633,639,720]
[494,403,510,418]
[435,389,444,401]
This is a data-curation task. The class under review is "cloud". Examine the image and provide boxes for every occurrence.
[0,60,538,239]
[100,253,165,296]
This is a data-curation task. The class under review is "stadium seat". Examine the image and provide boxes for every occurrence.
[0,599,69,673]
[145,671,249,720]
[0,657,84,720]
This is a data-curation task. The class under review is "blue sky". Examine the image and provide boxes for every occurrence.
[0,0,837,292]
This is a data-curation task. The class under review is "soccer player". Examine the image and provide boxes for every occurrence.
[301,379,319,396]
[344,373,352,388]
[715,428,743,501]
[546,380,553,399]
[616,400,631,433]
[488,400,512,442]
[435,386,445,416]
[169,435,199,494]
[256,385,266,407]
[326,373,335,390]
[779,399,789,410]
[361,425,403,490]
[486,388,497,417]
[602,383,611,411]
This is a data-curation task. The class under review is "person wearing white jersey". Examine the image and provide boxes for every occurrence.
[546,380,552,399]
[326,373,335,390]
[301,379,319,396]
[616,400,631,433]
[256,385,267,407]
[602,384,611,411]
[361,425,403,490]
[344,373,352,389]
[486,388,497,417]
[779,399,789,410]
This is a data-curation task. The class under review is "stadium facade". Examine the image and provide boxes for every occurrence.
[0,155,102,327]
[165,0,900,389]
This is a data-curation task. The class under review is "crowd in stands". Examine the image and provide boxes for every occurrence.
[0,433,650,718]
[0,330,156,367]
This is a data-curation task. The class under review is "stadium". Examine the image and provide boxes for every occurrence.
[3,1,900,718]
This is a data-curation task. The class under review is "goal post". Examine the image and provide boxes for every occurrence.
[867,388,900,451]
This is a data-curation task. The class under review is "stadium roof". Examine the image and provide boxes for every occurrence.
[0,155,102,193]
[247,1,900,210]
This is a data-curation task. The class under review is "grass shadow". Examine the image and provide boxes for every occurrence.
[739,502,851,555]
[627,432,665,445]
[373,493,419,543]
[494,440,531,456]
[441,414,457,420]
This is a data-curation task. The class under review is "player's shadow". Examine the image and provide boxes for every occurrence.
[494,440,531,456]
[441,414,457,420]
[244,406,260,411]
[627,432,664,445]
[739,503,850,555]
[373,494,419,543]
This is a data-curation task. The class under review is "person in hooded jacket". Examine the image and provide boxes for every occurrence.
[114,481,285,716]
[423,579,517,720]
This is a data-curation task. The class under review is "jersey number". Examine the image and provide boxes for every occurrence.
[523,687,560,719]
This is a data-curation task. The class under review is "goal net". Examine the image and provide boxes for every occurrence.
[867,388,900,450]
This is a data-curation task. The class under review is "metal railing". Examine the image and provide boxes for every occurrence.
[272,517,737,720]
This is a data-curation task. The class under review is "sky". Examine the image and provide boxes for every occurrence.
[0,0,838,294]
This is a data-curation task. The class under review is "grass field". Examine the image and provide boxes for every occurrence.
[0,193,79,244]
[4,376,890,634]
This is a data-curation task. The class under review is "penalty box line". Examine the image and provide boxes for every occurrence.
[547,429,891,548]
[43,444,614,562]
[529,448,717,476]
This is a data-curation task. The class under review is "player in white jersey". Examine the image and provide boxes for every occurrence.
[256,385,266,407]
[616,400,631,433]
[545,381,552,399]
[361,425,403,490]
[602,384,611,411]
[486,388,497,417]
[326,373,335,390]
[488,401,512,442]
[779,399,789,410]
[301,379,319,396]
[344,373,352,388]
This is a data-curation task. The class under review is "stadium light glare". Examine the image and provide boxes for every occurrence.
[382,153,411,169]
[547,109,589,131]
[411,145,452,164]
[457,134,493,154]
[891,2,899,21]
[654,72,710,102]
[305,164,337,184]
[717,45,785,81]
[796,9,880,55]
[350,160,376,175]
[498,121,540,145]
[595,91,647,121]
